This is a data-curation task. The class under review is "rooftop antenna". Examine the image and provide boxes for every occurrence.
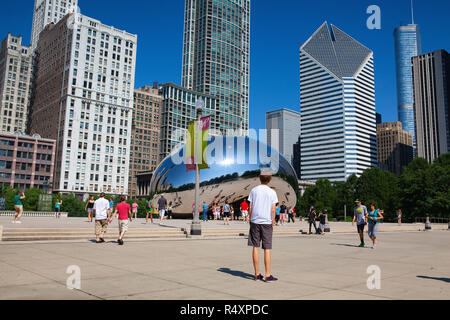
[411,0,415,24]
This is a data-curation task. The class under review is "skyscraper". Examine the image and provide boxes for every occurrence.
[394,16,422,146]
[181,0,250,134]
[265,108,301,165]
[159,83,218,160]
[412,49,450,163]
[31,0,79,52]
[300,22,377,182]
[29,13,137,195]
[376,122,413,176]
[0,34,32,134]
[128,85,162,198]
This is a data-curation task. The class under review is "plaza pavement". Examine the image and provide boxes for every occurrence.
[0,229,449,300]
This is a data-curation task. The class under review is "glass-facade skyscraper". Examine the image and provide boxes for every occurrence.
[394,23,422,146]
[299,22,377,182]
[182,0,250,134]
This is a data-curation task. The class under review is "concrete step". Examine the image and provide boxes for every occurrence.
[3,232,187,241]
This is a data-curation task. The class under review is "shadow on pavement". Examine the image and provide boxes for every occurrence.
[417,275,450,283]
[331,243,369,248]
[217,267,254,280]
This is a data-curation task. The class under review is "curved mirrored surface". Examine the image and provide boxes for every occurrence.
[150,136,298,215]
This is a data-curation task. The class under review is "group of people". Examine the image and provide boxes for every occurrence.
[353,200,384,249]
[307,207,328,235]
[195,200,252,224]
[274,202,296,226]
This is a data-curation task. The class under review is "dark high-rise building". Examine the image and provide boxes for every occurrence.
[292,136,301,179]
[376,113,382,125]
[412,49,450,163]
[182,0,250,134]
[377,122,413,176]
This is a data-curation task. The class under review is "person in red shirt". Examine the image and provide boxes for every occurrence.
[240,199,249,223]
[110,195,132,245]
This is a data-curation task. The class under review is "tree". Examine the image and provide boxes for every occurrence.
[399,158,433,220]
[23,188,45,211]
[298,179,336,217]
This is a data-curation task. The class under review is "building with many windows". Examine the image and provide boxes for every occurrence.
[31,0,79,51]
[182,0,250,134]
[394,23,422,147]
[29,13,137,196]
[0,132,55,191]
[159,83,218,160]
[376,122,413,176]
[128,85,162,198]
[266,108,301,165]
[412,49,450,163]
[0,34,32,134]
[299,22,377,182]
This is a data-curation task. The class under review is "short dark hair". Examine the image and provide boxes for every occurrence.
[100,193,105,198]
[260,174,272,185]
[120,195,126,202]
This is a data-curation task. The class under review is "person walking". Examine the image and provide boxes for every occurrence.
[318,210,327,235]
[93,193,111,243]
[158,194,168,224]
[352,200,368,247]
[55,199,63,219]
[202,201,209,222]
[223,202,231,225]
[230,204,235,221]
[308,207,319,234]
[12,191,25,224]
[110,195,132,245]
[240,199,249,223]
[368,203,384,249]
[288,207,295,223]
[167,202,173,220]
[248,172,279,282]
[131,201,139,220]
[280,202,287,225]
[145,198,154,224]
[275,204,280,226]
[397,209,402,225]
[85,196,95,223]
[109,198,114,213]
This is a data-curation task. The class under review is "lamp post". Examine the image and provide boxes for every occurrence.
[191,98,204,236]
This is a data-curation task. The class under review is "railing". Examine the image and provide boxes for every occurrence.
[415,217,449,224]
[0,211,68,218]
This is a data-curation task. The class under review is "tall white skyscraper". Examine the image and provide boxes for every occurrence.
[266,108,301,165]
[299,22,377,182]
[30,0,79,51]
[29,13,137,195]
[0,34,32,134]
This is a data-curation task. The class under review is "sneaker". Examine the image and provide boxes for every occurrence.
[264,275,278,282]
[372,245,376,249]
[16,221,22,224]
[359,243,365,248]
[118,239,124,246]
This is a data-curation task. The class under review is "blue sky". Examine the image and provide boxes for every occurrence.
[1,0,449,130]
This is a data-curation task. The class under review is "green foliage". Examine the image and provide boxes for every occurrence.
[23,188,45,211]
[299,153,450,221]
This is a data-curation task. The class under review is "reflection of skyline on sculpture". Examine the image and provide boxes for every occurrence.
[151,137,298,192]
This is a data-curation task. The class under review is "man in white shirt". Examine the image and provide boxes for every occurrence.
[248,172,279,282]
[93,193,111,243]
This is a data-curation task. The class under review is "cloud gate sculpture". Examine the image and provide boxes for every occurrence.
[150,136,299,215]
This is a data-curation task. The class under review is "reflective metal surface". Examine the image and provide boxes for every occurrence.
[150,136,298,215]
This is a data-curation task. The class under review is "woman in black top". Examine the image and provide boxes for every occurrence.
[85,196,95,223]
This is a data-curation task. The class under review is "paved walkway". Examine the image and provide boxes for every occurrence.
[0,230,449,300]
